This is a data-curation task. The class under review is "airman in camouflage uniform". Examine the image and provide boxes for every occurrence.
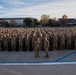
[26,34,30,51]
[0,35,2,51]
[61,34,65,50]
[57,33,62,50]
[32,32,37,51]
[74,33,76,49]
[67,34,71,50]
[6,33,11,51]
[53,33,58,50]
[43,36,50,58]
[39,32,43,51]
[71,33,74,50]
[34,37,41,58]
[18,34,23,51]
[11,34,16,51]
[3,34,8,51]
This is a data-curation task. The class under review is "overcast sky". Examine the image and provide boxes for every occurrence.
[0,0,76,19]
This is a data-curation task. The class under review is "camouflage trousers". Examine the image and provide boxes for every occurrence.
[0,43,2,51]
[44,47,49,58]
[34,47,40,58]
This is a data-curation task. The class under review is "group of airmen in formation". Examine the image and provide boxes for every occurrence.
[0,27,76,58]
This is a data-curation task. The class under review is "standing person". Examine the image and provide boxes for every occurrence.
[64,33,68,50]
[34,37,41,58]
[7,34,12,51]
[43,36,50,58]
[11,34,16,51]
[3,34,8,51]
[22,34,26,51]
[0,35,2,51]
[48,32,53,51]
[53,33,58,50]
[61,34,65,50]
[67,34,71,50]
[32,32,37,51]
[23,34,27,51]
[18,34,23,51]
[29,32,33,51]
[25,34,30,51]
[39,32,43,51]
[1,35,4,51]
[57,34,62,50]
[71,33,74,50]
[74,33,76,49]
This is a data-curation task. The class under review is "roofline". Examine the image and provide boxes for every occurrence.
[0,18,26,20]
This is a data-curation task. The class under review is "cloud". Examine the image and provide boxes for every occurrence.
[10,1,25,6]
[0,6,4,9]
[1,0,28,6]
[0,0,76,19]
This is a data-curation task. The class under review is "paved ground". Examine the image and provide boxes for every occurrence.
[0,50,76,62]
[0,65,76,75]
[0,50,76,75]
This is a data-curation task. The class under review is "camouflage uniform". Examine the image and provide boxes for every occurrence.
[32,35,37,51]
[39,33,43,51]
[8,35,12,51]
[34,38,41,58]
[26,35,30,51]
[74,34,76,49]
[65,34,68,49]
[71,34,74,50]
[24,34,27,51]
[67,35,71,50]
[53,34,58,50]
[57,34,62,50]
[0,36,2,51]
[31,32,35,49]
[18,35,23,51]
[43,37,50,58]
[11,35,16,51]
[61,35,65,50]
[3,35,8,51]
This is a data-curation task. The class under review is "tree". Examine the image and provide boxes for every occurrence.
[61,15,68,26]
[33,18,39,26]
[10,19,17,27]
[1,19,9,27]
[40,14,50,26]
[6,21,9,27]
[51,17,60,27]
[1,19,6,26]
[23,17,32,26]
[48,18,52,26]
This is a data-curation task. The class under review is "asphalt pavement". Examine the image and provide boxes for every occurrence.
[0,50,76,75]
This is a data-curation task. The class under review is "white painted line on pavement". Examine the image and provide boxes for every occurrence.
[0,62,76,65]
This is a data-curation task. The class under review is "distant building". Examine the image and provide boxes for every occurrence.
[0,18,25,26]
[67,19,76,25]
[0,18,76,27]
[59,18,76,26]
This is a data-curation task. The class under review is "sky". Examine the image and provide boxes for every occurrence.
[0,0,76,19]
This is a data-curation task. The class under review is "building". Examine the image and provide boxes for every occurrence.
[59,18,76,26]
[0,18,25,26]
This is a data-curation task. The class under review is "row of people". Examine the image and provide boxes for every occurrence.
[0,28,76,54]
